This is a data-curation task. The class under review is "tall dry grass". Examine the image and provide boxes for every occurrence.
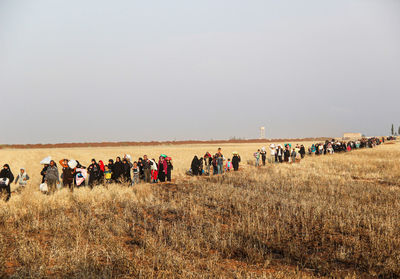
[0,141,398,278]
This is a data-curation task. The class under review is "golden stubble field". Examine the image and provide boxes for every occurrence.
[0,140,399,278]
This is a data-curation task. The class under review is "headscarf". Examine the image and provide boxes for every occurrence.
[99,160,105,172]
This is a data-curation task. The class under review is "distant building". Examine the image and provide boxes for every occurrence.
[343,133,362,140]
[260,127,265,139]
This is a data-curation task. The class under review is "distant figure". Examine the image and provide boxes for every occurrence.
[158,156,168,182]
[142,155,153,183]
[150,158,158,183]
[166,157,173,182]
[217,148,224,174]
[113,157,124,182]
[204,152,212,175]
[254,149,261,167]
[107,159,115,181]
[284,145,290,163]
[291,148,297,163]
[98,160,105,183]
[104,165,113,185]
[260,147,267,166]
[225,158,232,172]
[212,155,218,175]
[131,162,140,185]
[191,156,200,176]
[269,144,276,163]
[276,145,283,163]
[232,153,241,171]
[299,145,306,159]
[122,159,132,184]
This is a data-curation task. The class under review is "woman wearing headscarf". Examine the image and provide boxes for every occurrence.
[166,157,173,182]
[0,164,14,201]
[62,166,75,192]
[137,158,144,181]
[113,157,124,183]
[40,164,49,184]
[158,156,168,182]
[191,156,200,176]
[45,160,59,193]
[122,159,132,184]
[283,145,290,163]
[98,160,105,184]
[299,145,306,159]
[232,152,241,171]
[87,159,100,188]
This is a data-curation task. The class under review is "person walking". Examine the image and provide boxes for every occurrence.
[131,162,140,185]
[217,153,224,174]
[204,153,211,175]
[45,160,59,193]
[40,164,49,184]
[122,159,132,184]
[191,156,200,176]
[254,149,261,167]
[15,168,29,189]
[283,145,290,163]
[0,164,14,201]
[260,147,267,166]
[269,144,276,163]
[143,155,153,183]
[113,157,124,183]
[87,159,100,188]
[166,157,173,182]
[232,152,241,171]
[158,156,168,182]
[62,166,75,192]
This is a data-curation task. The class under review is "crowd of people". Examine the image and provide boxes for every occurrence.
[189,147,242,176]
[0,154,174,200]
[39,154,174,193]
[252,137,385,165]
[0,136,394,201]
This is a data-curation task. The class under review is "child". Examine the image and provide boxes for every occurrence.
[104,165,112,184]
[225,158,232,172]
[132,162,140,186]
[15,168,30,188]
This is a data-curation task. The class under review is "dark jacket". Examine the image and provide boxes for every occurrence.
[62,168,75,184]
[232,155,241,170]
[113,161,124,180]
[88,163,100,178]
[142,159,153,170]
[0,166,14,184]
[191,156,199,175]
[122,162,131,181]
[0,165,13,201]
[40,165,48,183]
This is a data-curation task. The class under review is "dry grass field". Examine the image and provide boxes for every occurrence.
[0,140,399,278]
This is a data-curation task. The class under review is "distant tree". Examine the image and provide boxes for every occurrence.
[398,126,400,136]
[391,124,394,135]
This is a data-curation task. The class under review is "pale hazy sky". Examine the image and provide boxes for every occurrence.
[1,0,399,144]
